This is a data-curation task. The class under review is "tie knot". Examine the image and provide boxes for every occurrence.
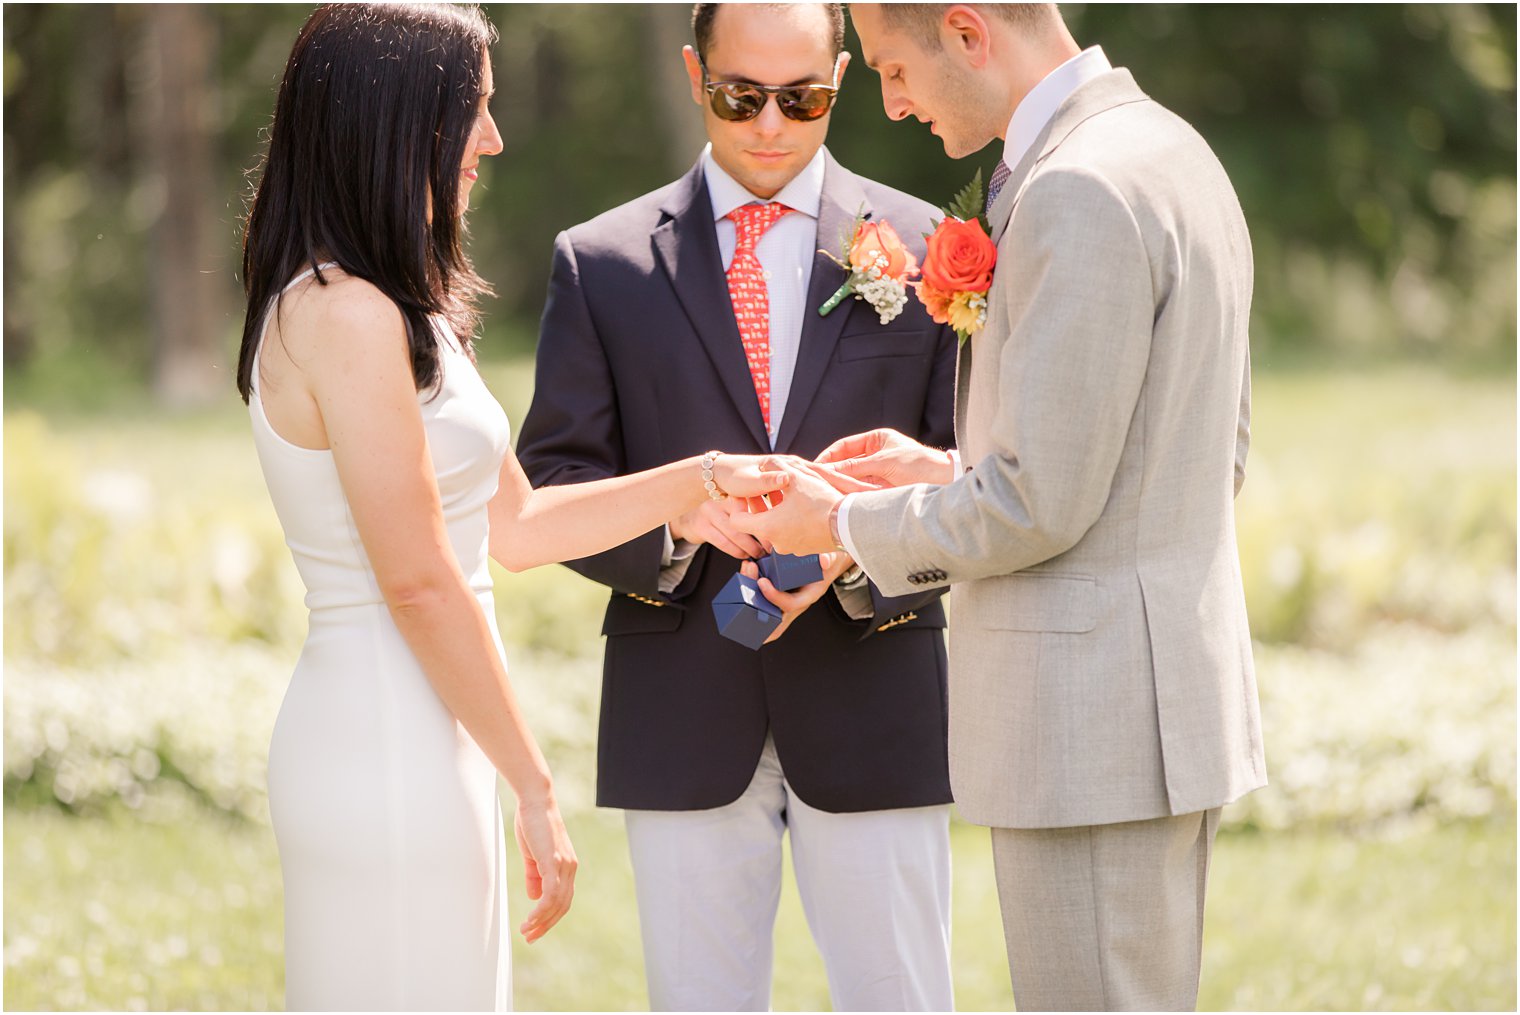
[728,202,793,253]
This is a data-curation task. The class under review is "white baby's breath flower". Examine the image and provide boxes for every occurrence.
[854,275,908,325]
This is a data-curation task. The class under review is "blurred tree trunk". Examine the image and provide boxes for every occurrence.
[140,4,222,406]
[645,5,706,177]
[1,5,46,371]
[2,225,26,370]
[80,7,134,188]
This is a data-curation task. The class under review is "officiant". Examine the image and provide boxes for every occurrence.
[515,2,959,1010]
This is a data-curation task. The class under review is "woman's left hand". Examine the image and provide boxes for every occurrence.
[711,453,795,501]
[513,796,578,943]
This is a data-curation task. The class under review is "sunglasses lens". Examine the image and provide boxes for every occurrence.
[706,81,837,123]
[779,87,835,122]
[711,84,764,122]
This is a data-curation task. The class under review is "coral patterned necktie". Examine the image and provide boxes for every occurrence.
[725,202,794,431]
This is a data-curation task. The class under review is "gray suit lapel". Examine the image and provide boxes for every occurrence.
[971,70,1152,447]
[775,152,870,454]
[651,162,771,451]
[953,341,973,452]
[989,68,1150,246]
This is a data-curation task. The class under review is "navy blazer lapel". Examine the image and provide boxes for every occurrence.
[651,162,771,451]
[775,152,870,454]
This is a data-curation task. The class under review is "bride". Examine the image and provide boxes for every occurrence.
[236,4,792,1009]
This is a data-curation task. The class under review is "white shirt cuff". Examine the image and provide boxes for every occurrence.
[657,526,700,594]
[947,449,961,477]
[831,579,874,621]
[836,495,870,580]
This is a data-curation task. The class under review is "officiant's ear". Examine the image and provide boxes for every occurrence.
[682,45,705,107]
[833,49,852,88]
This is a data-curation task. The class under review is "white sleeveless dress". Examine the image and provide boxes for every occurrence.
[248,266,513,1011]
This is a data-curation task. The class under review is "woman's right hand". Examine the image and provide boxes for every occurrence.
[513,794,578,943]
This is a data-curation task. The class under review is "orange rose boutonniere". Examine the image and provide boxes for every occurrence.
[915,170,998,346]
[818,216,920,325]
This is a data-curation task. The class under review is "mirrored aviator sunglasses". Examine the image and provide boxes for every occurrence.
[700,55,842,123]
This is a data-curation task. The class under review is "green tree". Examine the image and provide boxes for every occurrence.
[3,4,1514,403]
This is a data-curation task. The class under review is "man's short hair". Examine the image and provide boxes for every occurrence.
[878,4,1055,50]
[691,3,847,61]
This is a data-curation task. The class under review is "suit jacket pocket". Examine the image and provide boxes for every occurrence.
[978,573,1097,633]
[601,594,686,636]
[836,329,932,361]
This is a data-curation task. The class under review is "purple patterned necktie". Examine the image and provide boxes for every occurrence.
[987,158,1012,208]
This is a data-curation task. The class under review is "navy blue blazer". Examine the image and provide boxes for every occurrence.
[516,151,958,813]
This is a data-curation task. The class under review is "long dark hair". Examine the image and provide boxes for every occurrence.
[237,2,497,403]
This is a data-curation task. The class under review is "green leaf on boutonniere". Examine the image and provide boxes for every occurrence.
[818,205,868,316]
[837,205,868,263]
[942,167,985,225]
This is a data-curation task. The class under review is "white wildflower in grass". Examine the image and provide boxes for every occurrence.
[2,642,607,821]
[1221,621,1516,832]
[3,644,287,822]
[8,621,1511,831]
[2,364,1513,838]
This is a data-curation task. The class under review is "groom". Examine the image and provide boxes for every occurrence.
[516,3,959,1009]
[736,4,1266,1010]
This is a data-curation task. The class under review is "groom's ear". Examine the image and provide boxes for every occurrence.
[834,49,852,88]
[942,5,993,69]
[682,45,706,108]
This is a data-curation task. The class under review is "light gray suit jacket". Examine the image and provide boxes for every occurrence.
[848,69,1267,829]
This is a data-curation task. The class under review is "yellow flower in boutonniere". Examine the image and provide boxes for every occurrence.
[945,289,989,337]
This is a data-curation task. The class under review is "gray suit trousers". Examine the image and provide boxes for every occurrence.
[991,809,1221,1011]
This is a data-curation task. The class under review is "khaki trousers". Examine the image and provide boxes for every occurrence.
[991,808,1221,1011]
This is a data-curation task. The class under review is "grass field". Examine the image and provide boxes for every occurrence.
[4,356,1515,1010]
[4,807,1514,1012]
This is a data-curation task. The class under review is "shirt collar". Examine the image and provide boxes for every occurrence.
[1002,46,1112,171]
[701,143,826,221]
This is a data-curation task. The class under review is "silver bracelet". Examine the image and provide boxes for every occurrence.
[701,451,728,501]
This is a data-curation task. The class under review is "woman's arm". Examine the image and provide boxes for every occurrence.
[488,444,791,573]
[294,278,574,943]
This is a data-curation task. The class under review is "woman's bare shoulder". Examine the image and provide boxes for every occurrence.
[274,268,408,362]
